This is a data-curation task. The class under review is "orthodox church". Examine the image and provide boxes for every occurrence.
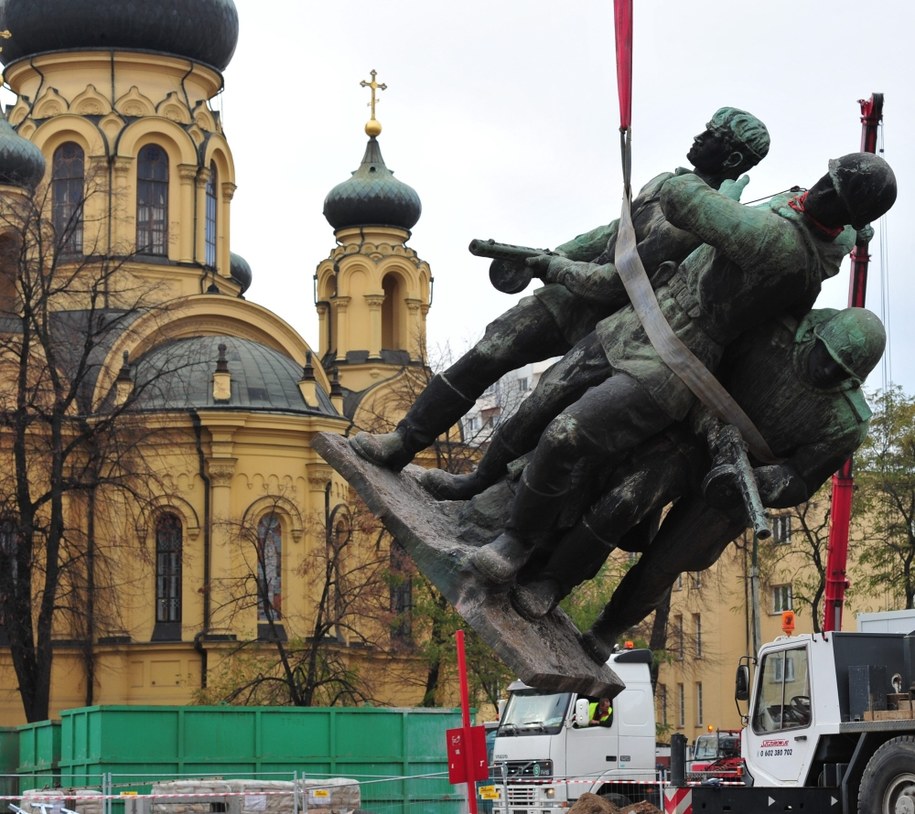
[0,0,436,723]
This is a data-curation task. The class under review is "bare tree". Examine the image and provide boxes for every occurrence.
[198,492,397,706]
[0,179,185,721]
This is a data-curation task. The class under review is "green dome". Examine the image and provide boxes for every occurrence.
[0,0,239,72]
[0,116,45,189]
[323,138,421,232]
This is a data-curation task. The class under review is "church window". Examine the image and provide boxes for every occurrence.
[52,142,84,255]
[137,145,169,255]
[155,513,182,623]
[257,513,282,620]
[390,539,413,643]
[205,162,217,267]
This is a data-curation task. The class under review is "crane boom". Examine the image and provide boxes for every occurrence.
[821,93,884,633]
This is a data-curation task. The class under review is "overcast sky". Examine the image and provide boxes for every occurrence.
[221,0,913,393]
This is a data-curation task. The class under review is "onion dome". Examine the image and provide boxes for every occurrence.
[0,115,45,189]
[230,252,252,293]
[0,0,239,72]
[323,137,421,231]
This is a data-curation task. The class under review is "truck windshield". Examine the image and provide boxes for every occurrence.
[499,689,572,735]
[752,645,811,733]
[693,734,740,759]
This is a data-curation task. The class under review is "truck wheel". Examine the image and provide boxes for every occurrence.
[858,736,915,814]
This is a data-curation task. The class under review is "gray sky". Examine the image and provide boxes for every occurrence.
[222,0,913,393]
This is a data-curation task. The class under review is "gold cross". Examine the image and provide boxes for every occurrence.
[360,69,387,120]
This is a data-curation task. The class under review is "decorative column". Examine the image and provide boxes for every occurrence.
[206,425,237,634]
[332,296,351,361]
[177,164,198,263]
[365,293,385,358]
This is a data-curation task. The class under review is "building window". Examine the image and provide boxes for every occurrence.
[137,144,169,255]
[691,571,702,589]
[772,584,793,613]
[390,539,413,643]
[52,142,84,255]
[693,613,702,659]
[771,654,796,683]
[658,684,668,727]
[155,513,182,623]
[257,513,282,621]
[677,683,685,728]
[771,514,792,544]
[205,161,217,267]
[674,574,683,591]
[695,682,704,726]
[0,517,19,628]
[674,614,684,661]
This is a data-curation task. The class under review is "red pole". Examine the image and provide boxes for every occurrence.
[455,630,479,814]
[822,94,883,633]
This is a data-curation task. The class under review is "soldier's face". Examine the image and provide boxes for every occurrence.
[804,175,847,227]
[807,339,848,388]
[687,128,734,173]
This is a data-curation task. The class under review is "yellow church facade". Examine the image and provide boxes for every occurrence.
[0,0,437,724]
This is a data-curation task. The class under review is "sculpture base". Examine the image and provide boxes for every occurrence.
[312,432,625,698]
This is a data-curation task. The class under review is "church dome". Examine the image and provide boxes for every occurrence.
[131,335,337,415]
[230,252,252,293]
[323,138,421,232]
[0,0,239,72]
[0,115,45,189]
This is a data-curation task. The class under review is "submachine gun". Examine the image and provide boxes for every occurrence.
[468,238,553,294]
[701,419,771,541]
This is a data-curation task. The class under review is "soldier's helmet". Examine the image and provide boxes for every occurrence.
[813,307,886,384]
[828,153,897,229]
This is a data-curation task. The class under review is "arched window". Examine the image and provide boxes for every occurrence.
[390,539,413,644]
[52,142,84,255]
[136,144,169,255]
[381,275,402,349]
[205,161,217,267]
[0,517,18,633]
[155,513,182,623]
[257,514,282,621]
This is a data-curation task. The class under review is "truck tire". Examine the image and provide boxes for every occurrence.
[858,736,915,814]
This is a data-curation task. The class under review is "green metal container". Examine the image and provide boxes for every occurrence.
[1,726,20,797]
[55,706,464,814]
[16,719,62,790]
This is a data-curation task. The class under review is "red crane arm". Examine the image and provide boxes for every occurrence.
[822,93,883,633]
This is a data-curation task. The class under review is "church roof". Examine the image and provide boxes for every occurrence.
[131,334,337,415]
[0,0,239,71]
[323,137,422,232]
[0,115,45,189]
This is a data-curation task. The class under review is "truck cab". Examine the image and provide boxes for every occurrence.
[735,629,915,814]
[491,648,656,813]
[687,728,742,781]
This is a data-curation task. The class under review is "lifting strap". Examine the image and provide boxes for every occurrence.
[611,0,778,464]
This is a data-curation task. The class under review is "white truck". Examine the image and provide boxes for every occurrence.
[686,622,915,814]
[489,647,657,812]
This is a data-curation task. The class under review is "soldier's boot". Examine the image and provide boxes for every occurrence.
[350,374,474,471]
[582,609,622,665]
[510,519,614,621]
[418,434,521,501]
[470,472,568,585]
